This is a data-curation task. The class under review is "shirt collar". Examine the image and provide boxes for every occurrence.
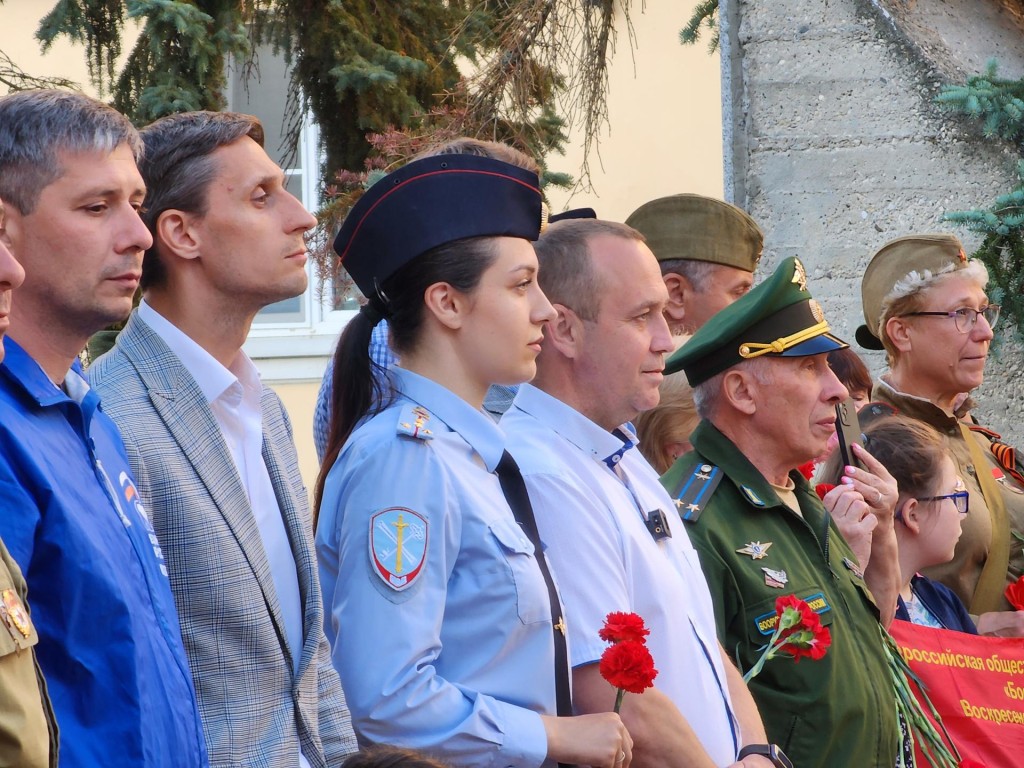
[690,419,812,510]
[874,376,973,428]
[138,300,259,408]
[0,337,73,407]
[391,367,506,471]
[512,383,634,466]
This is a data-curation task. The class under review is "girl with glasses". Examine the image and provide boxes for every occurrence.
[823,415,976,633]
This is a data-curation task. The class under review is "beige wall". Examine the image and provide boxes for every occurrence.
[546,4,724,219]
[1,2,723,494]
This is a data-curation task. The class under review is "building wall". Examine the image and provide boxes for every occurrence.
[722,0,1024,443]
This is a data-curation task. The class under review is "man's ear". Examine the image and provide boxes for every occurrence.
[544,303,584,359]
[662,272,688,324]
[885,316,912,354]
[721,369,758,416]
[155,210,201,262]
[422,281,469,330]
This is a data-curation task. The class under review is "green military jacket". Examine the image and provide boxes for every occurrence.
[0,540,57,768]
[662,421,900,768]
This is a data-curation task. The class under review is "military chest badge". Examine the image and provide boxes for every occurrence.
[762,567,788,589]
[370,508,428,591]
[1,589,31,638]
[736,541,772,560]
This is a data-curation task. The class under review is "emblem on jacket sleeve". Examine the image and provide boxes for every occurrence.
[370,507,428,591]
[0,589,31,637]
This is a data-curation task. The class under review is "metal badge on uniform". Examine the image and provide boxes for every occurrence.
[842,556,865,579]
[736,541,772,560]
[644,509,672,541]
[397,405,435,440]
[0,589,31,638]
[369,507,428,591]
[673,463,723,523]
[762,567,788,589]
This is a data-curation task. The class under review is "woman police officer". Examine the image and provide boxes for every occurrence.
[314,141,631,767]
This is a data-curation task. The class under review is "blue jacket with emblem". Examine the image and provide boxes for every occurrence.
[661,421,900,768]
[0,339,207,768]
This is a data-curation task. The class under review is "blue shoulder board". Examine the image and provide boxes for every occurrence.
[396,404,435,440]
[672,462,723,523]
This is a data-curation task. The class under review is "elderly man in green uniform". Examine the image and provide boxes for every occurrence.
[661,257,902,768]
[0,197,57,767]
[626,194,763,349]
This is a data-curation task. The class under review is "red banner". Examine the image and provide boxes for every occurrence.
[890,619,1024,766]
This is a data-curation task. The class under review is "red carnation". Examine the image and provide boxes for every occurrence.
[797,461,816,480]
[815,483,836,501]
[598,611,651,644]
[599,640,658,695]
[1005,575,1024,611]
[743,595,831,681]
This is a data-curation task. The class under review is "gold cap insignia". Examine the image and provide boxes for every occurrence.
[809,299,825,323]
[539,201,550,235]
[791,259,808,291]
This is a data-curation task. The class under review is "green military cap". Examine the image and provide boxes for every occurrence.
[855,234,968,350]
[666,257,847,384]
[625,193,763,272]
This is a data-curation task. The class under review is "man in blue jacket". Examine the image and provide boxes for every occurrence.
[0,89,207,768]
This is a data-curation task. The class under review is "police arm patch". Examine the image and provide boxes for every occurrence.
[369,507,428,591]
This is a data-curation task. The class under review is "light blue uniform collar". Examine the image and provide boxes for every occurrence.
[392,367,506,472]
[512,383,632,465]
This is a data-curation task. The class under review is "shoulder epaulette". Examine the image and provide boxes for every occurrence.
[672,462,723,524]
[396,404,435,440]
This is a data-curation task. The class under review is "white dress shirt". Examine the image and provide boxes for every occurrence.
[137,300,310,768]
[503,383,739,767]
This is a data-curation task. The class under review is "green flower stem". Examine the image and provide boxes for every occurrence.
[881,626,961,768]
[613,687,626,714]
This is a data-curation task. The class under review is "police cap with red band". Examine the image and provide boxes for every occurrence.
[333,154,545,299]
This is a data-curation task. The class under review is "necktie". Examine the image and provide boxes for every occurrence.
[495,450,575,765]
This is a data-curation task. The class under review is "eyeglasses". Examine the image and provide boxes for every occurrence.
[918,489,970,516]
[901,305,1000,334]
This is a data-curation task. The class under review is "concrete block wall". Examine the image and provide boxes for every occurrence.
[721,0,1024,442]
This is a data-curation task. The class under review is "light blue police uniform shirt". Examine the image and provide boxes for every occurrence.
[502,383,739,767]
[317,367,553,768]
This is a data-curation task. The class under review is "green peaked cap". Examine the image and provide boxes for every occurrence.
[666,256,848,385]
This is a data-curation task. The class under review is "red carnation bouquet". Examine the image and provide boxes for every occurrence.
[1005,574,1024,611]
[598,612,658,712]
[742,595,831,682]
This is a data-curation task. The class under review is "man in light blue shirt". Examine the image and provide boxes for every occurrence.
[503,219,777,768]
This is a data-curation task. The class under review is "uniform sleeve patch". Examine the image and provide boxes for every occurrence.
[369,507,428,591]
[753,591,831,636]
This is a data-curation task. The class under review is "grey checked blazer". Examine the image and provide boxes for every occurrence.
[89,311,357,768]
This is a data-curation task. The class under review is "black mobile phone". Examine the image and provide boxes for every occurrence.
[835,397,865,469]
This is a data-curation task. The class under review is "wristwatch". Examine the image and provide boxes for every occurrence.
[737,743,794,768]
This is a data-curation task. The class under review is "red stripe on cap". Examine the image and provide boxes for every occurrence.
[337,168,542,263]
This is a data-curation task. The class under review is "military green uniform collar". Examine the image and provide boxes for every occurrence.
[873,376,975,432]
[689,420,812,512]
